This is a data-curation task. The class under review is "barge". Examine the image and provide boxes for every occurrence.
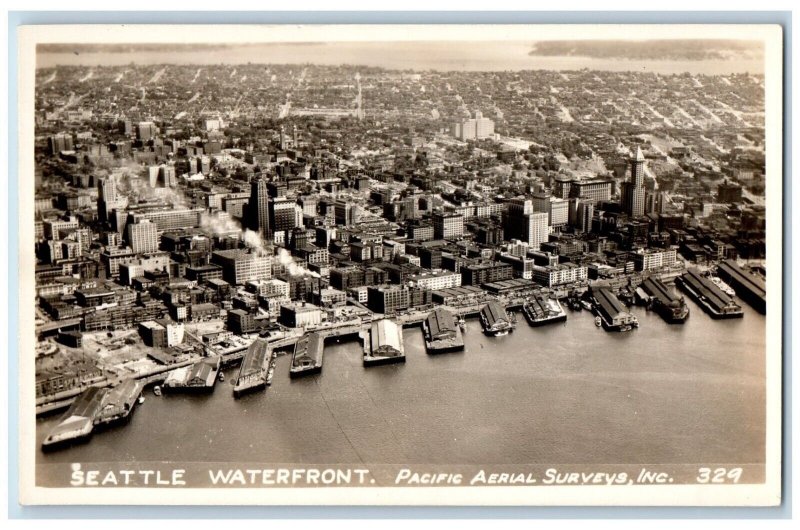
[590,287,639,332]
[290,332,323,378]
[522,295,568,327]
[364,319,406,366]
[640,277,689,324]
[423,308,465,354]
[480,301,515,336]
[234,339,274,397]
[676,268,743,319]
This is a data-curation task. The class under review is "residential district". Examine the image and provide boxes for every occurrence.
[33,64,767,449]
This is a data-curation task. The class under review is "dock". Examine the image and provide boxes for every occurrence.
[233,339,274,397]
[522,295,567,327]
[640,277,689,324]
[591,287,639,332]
[163,356,221,393]
[42,386,107,450]
[364,319,406,366]
[290,332,324,378]
[423,308,464,354]
[95,379,143,426]
[716,260,766,314]
[677,269,743,319]
[480,301,514,336]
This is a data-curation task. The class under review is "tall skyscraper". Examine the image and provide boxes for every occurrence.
[246,177,270,239]
[97,177,125,224]
[623,147,647,218]
[504,199,549,250]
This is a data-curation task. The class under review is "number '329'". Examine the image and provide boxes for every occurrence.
[696,467,743,483]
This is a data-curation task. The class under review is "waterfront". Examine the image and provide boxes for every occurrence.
[36,296,766,468]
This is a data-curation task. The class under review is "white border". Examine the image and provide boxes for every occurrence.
[17,23,784,506]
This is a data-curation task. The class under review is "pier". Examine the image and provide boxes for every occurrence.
[640,277,690,324]
[364,319,406,366]
[677,269,743,319]
[290,332,324,378]
[716,260,766,314]
[590,287,639,332]
[522,295,568,327]
[422,308,464,354]
[233,339,274,397]
[480,301,515,336]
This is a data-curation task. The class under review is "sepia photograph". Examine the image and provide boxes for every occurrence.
[15,22,784,506]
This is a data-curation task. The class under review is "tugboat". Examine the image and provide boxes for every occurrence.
[138,396,146,405]
[153,385,162,397]
[218,372,225,383]
[595,316,602,327]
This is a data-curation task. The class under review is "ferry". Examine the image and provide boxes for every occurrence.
[480,301,514,337]
[522,296,568,327]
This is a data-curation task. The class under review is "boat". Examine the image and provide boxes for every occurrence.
[153,385,162,396]
[522,296,568,327]
[138,396,145,405]
[595,316,602,327]
[218,372,225,382]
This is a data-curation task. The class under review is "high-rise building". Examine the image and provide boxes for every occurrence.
[246,177,270,238]
[432,212,464,240]
[503,199,549,250]
[451,110,495,141]
[136,121,158,141]
[97,177,126,224]
[623,147,647,218]
[126,220,159,254]
[269,197,298,236]
[48,133,74,155]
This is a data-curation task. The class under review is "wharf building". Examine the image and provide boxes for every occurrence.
[279,302,323,328]
[211,249,272,285]
[631,248,678,272]
[677,268,743,319]
[531,262,588,288]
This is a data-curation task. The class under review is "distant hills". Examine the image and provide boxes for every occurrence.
[529,40,763,61]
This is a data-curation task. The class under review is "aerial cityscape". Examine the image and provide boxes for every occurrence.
[32,41,768,471]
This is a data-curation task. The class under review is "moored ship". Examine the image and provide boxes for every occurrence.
[522,295,567,327]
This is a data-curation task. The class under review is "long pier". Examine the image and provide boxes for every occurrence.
[716,260,766,314]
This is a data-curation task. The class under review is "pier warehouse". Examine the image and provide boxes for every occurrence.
[715,260,766,314]
[640,277,689,323]
[591,287,638,331]
[365,319,405,366]
[290,332,324,377]
[677,269,743,319]
[480,301,514,336]
[234,339,272,396]
[424,308,464,354]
